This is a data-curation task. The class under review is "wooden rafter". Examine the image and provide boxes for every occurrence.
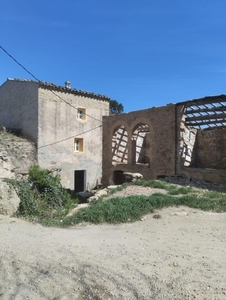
[181,97,226,129]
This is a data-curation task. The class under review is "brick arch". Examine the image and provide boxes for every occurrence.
[109,120,129,137]
[131,118,153,134]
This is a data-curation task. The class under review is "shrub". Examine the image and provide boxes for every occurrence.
[5,165,78,225]
[28,165,70,208]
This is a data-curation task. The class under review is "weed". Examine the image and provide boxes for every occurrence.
[153,214,161,219]
[5,166,78,226]
[133,179,170,189]
[167,185,195,195]
[61,190,226,227]
[7,175,226,227]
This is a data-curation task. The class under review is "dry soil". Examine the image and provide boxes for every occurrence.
[1,186,226,300]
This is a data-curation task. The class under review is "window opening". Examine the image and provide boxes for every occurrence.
[112,125,128,165]
[77,108,86,121]
[74,138,84,152]
[132,124,150,165]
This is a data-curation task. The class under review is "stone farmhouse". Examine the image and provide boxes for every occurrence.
[0,78,110,192]
[1,78,226,191]
[102,96,226,186]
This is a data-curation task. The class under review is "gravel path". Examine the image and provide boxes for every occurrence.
[1,186,226,300]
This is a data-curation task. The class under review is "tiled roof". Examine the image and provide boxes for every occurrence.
[7,78,111,101]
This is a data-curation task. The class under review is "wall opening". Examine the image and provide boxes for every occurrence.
[74,170,86,192]
[113,170,125,185]
[132,123,150,165]
[112,125,128,165]
[74,138,84,152]
[179,97,226,170]
[77,107,86,122]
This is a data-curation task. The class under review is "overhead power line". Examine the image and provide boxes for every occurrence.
[0,45,39,81]
[0,45,106,123]
[38,125,102,149]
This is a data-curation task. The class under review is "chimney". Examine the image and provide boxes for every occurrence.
[65,81,71,88]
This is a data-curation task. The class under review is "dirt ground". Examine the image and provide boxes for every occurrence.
[0,186,226,300]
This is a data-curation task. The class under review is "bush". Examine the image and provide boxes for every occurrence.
[28,165,70,208]
[5,166,78,225]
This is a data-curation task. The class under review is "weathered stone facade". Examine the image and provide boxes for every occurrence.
[102,104,177,186]
[0,79,110,191]
[103,96,226,186]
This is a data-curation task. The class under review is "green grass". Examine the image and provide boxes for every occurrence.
[61,190,226,227]
[133,179,170,189]
[133,179,196,195]
[106,183,128,195]
[8,175,226,227]
[5,166,78,226]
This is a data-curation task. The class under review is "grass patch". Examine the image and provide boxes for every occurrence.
[167,185,195,195]
[62,194,160,226]
[106,183,128,196]
[7,175,226,227]
[133,179,170,189]
[61,189,226,227]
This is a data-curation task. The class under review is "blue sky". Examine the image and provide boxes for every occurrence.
[1,0,226,112]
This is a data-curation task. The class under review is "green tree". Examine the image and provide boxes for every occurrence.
[109,100,124,114]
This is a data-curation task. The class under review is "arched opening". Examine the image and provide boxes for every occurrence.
[112,125,128,166]
[132,123,150,165]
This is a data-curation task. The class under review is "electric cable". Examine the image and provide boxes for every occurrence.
[38,125,102,149]
[0,45,109,123]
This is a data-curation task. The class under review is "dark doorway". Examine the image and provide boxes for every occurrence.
[113,170,125,185]
[74,170,86,192]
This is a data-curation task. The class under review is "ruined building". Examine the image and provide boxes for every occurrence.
[1,77,225,190]
[102,96,226,185]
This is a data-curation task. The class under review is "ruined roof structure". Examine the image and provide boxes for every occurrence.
[176,95,226,130]
[102,95,226,186]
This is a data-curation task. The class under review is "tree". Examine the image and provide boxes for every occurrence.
[109,100,124,114]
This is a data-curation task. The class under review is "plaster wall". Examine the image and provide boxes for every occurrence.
[38,87,109,190]
[0,80,38,143]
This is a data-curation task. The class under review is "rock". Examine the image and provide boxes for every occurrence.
[95,189,108,197]
[88,189,108,203]
[0,179,20,215]
[170,211,188,216]
[88,195,98,203]
[0,131,37,179]
[123,172,143,182]
[107,185,118,189]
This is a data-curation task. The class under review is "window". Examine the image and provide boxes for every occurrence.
[74,138,84,152]
[77,108,86,121]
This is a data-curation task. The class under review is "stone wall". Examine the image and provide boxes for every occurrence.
[176,103,226,183]
[102,104,176,186]
[195,128,226,169]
